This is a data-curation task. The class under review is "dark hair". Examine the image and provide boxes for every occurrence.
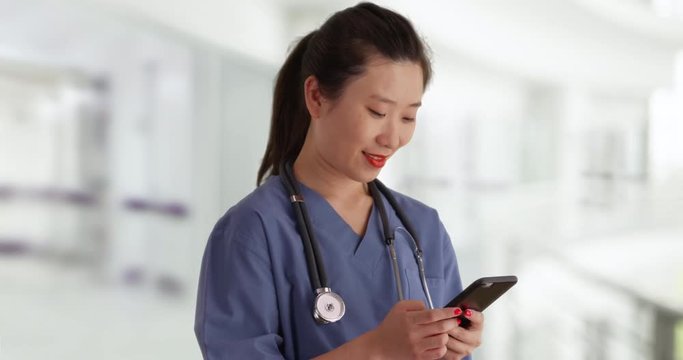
[257,2,432,185]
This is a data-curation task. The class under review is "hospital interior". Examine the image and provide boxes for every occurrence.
[0,0,682,358]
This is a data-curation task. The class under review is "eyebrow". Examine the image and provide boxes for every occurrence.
[370,94,422,107]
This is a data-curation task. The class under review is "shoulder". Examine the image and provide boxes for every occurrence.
[381,183,451,250]
[383,184,456,280]
[382,185,441,227]
[208,176,288,252]
[227,176,288,219]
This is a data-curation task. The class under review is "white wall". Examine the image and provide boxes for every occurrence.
[73,0,289,66]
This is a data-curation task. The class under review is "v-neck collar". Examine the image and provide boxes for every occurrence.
[297,180,376,249]
[277,175,400,281]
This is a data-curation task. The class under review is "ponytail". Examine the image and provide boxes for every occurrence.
[257,3,432,186]
[257,31,317,185]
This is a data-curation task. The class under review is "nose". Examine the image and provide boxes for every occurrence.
[376,118,400,150]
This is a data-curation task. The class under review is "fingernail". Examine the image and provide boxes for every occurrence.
[456,318,462,325]
[465,309,472,318]
[454,308,462,316]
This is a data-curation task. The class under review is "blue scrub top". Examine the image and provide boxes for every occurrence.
[195,175,468,359]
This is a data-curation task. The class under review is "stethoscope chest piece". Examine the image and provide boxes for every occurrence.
[313,287,345,324]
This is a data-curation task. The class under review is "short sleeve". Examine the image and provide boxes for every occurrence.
[436,215,473,360]
[433,215,463,304]
[194,213,284,359]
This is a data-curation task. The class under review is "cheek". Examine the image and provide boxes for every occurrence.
[399,124,416,147]
[329,111,369,143]
[316,111,365,154]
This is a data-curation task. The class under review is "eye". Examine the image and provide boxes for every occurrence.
[402,116,416,122]
[368,108,386,118]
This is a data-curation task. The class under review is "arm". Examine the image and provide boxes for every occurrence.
[194,217,284,359]
[438,218,478,360]
[439,217,464,303]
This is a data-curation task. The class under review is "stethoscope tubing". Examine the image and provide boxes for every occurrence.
[369,181,434,309]
[281,162,328,290]
[279,161,434,317]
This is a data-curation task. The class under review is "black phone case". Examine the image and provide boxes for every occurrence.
[446,275,518,328]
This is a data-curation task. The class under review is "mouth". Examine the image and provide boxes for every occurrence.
[363,151,389,168]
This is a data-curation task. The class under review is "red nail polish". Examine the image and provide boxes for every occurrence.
[465,309,472,318]
[456,318,462,325]
[454,308,462,316]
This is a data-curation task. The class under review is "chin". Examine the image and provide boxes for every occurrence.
[352,167,381,183]
[340,158,381,183]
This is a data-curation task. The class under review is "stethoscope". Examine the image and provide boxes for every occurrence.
[279,162,434,324]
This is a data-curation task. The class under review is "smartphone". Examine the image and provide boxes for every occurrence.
[446,275,518,328]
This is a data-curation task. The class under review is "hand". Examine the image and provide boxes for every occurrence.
[369,300,461,360]
[441,309,484,360]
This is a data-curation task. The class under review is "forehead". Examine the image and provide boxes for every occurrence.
[340,57,424,103]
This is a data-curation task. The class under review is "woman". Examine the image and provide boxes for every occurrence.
[195,3,484,359]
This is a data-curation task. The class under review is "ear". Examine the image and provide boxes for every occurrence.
[303,75,324,120]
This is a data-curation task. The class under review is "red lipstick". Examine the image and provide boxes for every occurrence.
[363,152,387,168]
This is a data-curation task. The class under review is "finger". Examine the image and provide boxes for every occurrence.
[445,335,472,357]
[417,318,459,337]
[418,332,449,353]
[448,326,481,349]
[422,346,448,360]
[444,349,467,360]
[411,307,461,325]
[463,309,484,330]
[442,349,463,360]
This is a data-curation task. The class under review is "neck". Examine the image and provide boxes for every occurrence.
[292,142,368,203]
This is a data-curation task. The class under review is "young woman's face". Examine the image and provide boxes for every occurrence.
[308,57,424,183]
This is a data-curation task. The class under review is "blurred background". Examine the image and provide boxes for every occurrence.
[0,0,682,358]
